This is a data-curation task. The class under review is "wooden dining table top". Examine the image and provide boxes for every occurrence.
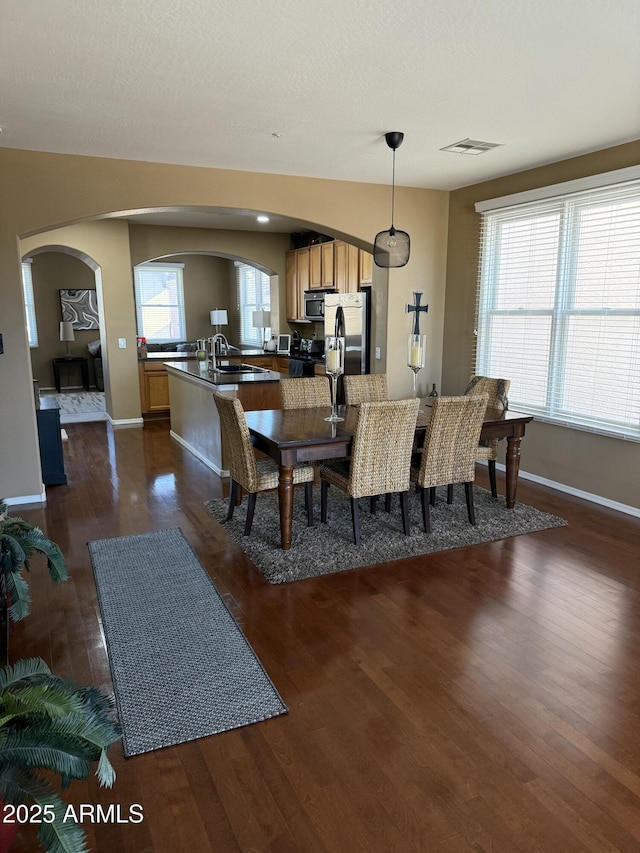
[244,401,534,549]
[244,401,533,450]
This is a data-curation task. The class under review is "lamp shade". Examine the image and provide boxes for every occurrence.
[210,309,228,326]
[252,310,271,329]
[59,321,75,342]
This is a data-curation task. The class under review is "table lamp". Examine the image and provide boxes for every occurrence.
[252,309,271,350]
[60,321,75,358]
[210,309,228,336]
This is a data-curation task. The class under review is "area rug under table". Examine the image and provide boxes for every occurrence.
[87,527,287,756]
[205,486,567,584]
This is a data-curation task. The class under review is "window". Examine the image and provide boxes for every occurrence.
[21,259,38,347]
[475,171,640,440]
[134,262,185,342]
[235,262,271,347]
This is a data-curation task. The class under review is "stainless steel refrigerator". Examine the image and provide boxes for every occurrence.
[324,290,370,375]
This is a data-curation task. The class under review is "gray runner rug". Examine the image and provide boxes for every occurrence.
[87,527,287,756]
[205,485,567,584]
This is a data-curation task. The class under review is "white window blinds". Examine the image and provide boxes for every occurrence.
[235,262,271,347]
[21,259,38,347]
[134,263,186,342]
[475,176,640,440]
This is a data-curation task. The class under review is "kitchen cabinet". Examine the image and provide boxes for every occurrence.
[309,243,335,289]
[285,248,309,321]
[287,241,372,312]
[334,241,359,294]
[139,359,171,416]
[359,249,373,287]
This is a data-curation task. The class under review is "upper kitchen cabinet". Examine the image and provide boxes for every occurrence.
[334,241,359,294]
[309,242,335,290]
[359,249,373,287]
[286,240,373,317]
[285,247,309,321]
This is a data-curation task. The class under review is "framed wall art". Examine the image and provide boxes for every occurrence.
[59,289,99,330]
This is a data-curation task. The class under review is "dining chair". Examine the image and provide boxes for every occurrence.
[411,394,488,534]
[280,376,331,409]
[319,398,420,546]
[213,391,315,535]
[342,374,388,405]
[464,375,511,498]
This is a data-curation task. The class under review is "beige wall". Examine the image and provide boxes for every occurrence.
[128,223,292,336]
[0,148,447,503]
[444,140,640,511]
[26,252,99,388]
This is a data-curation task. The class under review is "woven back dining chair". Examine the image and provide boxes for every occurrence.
[343,374,389,405]
[213,390,315,535]
[319,398,420,546]
[280,376,331,409]
[464,375,510,498]
[411,394,488,534]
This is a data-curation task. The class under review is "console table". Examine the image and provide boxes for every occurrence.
[52,356,89,393]
[36,398,67,485]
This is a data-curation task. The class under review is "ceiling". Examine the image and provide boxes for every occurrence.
[2,1,638,227]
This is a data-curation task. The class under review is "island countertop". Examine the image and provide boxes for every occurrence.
[164,360,283,386]
[164,360,284,475]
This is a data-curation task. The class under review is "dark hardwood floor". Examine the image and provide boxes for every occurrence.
[9,419,640,852]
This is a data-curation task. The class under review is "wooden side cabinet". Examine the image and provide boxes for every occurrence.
[139,360,171,416]
[36,401,67,485]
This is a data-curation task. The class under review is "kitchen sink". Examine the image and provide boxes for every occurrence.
[215,363,268,374]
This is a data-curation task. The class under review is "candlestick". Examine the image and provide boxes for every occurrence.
[325,335,345,422]
[407,333,426,403]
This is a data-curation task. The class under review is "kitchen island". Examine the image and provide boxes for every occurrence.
[165,360,284,475]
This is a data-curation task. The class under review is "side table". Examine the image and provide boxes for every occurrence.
[52,357,90,393]
[36,398,67,485]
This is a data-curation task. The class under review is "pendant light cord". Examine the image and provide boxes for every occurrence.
[390,148,396,230]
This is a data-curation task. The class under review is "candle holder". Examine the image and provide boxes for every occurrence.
[325,335,345,422]
[407,333,426,401]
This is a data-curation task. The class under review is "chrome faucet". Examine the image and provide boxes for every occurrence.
[209,334,229,371]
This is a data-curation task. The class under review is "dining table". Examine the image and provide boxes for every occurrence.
[244,401,534,550]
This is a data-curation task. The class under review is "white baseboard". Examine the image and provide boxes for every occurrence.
[3,488,47,508]
[492,461,640,519]
[108,416,144,429]
[169,430,229,477]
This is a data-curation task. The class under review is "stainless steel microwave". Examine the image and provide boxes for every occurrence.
[303,290,334,322]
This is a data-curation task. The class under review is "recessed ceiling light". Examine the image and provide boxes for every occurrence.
[440,138,503,155]
[257,215,269,223]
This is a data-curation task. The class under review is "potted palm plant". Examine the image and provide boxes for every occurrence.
[0,656,121,853]
[0,500,68,664]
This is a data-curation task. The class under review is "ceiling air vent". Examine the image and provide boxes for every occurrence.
[440,138,503,155]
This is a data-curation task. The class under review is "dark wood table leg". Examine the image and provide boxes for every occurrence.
[53,360,61,393]
[278,464,295,550]
[504,434,523,508]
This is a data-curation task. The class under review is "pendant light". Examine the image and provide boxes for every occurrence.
[373,131,410,268]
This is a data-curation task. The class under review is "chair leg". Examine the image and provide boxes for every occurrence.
[464,482,476,525]
[244,492,257,536]
[305,482,313,527]
[350,497,361,546]
[225,479,239,522]
[488,460,498,498]
[447,484,454,504]
[400,491,410,536]
[321,479,329,523]
[370,495,378,514]
[384,493,392,513]
[420,487,431,534]
[430,486,436,507]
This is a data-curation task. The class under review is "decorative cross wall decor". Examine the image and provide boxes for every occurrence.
[406,291,429,335]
